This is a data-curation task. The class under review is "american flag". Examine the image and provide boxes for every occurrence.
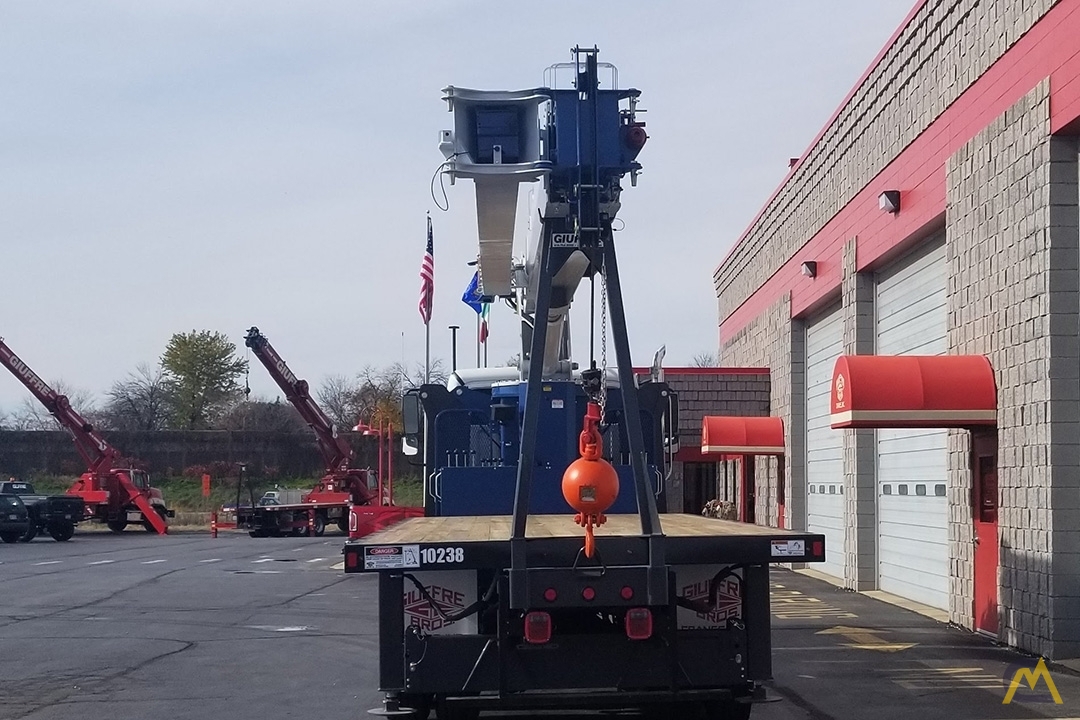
[418,215,434,325]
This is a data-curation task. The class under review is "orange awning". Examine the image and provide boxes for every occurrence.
[701,416,785,456]
[830,355,996,429]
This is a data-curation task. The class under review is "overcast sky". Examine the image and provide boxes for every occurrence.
[0,0,914,415]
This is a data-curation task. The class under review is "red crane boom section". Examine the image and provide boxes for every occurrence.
[0,338,121,474]
[244,327,353,473]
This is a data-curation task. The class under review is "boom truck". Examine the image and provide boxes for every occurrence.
[241,327,420,537]
[0,338,173,534]
[343,48,827,720]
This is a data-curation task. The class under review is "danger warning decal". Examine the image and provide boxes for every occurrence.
[363,544,420,570]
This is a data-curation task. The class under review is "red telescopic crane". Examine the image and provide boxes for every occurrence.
[0,337,171,534]
[244,327,376,509]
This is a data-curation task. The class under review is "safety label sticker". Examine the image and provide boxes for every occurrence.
[770,539,806,558]
[364,544,421,570]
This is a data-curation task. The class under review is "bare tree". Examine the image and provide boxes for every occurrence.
[217,397,307,432]
[691,351,719,368]
[317,360,449,433]
[101,363,170,431]
[316,374,364,432]
[10,379,98,430]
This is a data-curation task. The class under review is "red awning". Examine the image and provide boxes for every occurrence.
[830,355,996,429]
[701,416,785,456]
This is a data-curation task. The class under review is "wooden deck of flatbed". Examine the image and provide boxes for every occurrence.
[343,514,827,571]
[359,513,796,544]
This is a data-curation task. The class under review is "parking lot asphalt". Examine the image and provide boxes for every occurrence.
[2,531,1078,720]
[1,530,380,720]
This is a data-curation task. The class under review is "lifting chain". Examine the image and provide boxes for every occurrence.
[598,261,609,421]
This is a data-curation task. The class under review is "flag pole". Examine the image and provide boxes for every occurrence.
[425,322,430,383]
[476,314,481,367]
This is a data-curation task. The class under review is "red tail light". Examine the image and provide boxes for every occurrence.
[543,588,558,602]
[625,608,652,640]
[349,509,358,534]
[345,552,358,569]
[620,586,634,600]
[524,611,552,644]
[581,586,596,601]
[812,540,823,558]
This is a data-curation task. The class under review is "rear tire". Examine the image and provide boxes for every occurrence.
[107,519,127,533]
[48,522,76,542]
[19,525,38,542]
[336,517,349,534]
[0,532,21,543]
[312,513,326,537]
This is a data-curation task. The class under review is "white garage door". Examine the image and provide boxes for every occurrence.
[876,241,949,610]
[806,306,845,579]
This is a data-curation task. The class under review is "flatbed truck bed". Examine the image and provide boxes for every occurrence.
[344,513,824,571]
[344,514,824,719]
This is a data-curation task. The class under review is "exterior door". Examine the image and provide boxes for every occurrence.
[741,455,756,524]
[682,462,717,514]
[972,430,999,635]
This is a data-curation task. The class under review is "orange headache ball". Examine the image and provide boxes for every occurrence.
[562,455,619,515]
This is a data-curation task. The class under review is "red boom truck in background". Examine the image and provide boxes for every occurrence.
[241,327,421,538]
[0,337,174,534]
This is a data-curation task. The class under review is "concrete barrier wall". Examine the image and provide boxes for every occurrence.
[0,430,410,479]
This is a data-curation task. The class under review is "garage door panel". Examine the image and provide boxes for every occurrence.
[875,239,949,611]
[806,305,845,579]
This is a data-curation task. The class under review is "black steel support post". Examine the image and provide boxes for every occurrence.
[743,564,773,681]
[378,572,406,690]
[600,231,668,604]
[509,225,556,609]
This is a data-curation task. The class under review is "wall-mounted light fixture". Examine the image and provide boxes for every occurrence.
[801,261,817,278]
[878,190,901,214]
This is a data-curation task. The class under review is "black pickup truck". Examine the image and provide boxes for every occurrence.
[0,494,32,543]
[0,481,84,541]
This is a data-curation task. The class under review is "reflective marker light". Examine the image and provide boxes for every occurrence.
[625,608,653,640]
[543,588,558,603]
[620,586,634,601]
[524,611,552,644]
[581,586,596,601]
[812,541,824,558]
[345,552,358,569]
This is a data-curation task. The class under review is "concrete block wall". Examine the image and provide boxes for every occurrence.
[665,371,771,447]
[715,0,1058,318]
[841,238,878,590]
[945,79,1080,657]
[718,294,803,530]
[1047,134,1080,659]
[662,370,770,514]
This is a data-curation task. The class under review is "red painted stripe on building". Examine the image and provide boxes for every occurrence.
[720,0,1080,340]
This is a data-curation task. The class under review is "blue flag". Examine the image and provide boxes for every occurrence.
[462,271,484,314]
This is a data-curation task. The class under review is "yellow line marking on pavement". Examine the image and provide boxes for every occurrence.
[816,625,916,652]
[771,587,858,620]
[884,666,1002,691]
